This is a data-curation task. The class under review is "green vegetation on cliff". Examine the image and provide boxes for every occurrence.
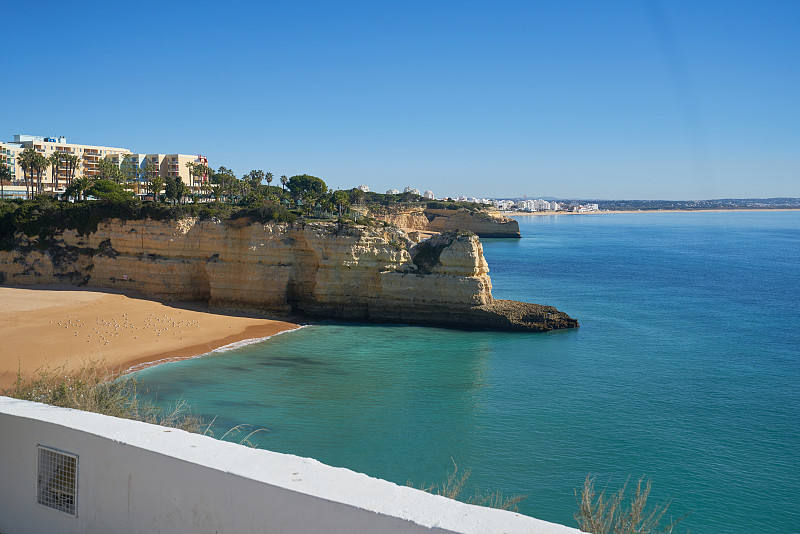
[0,197,296,248]
[424,200,488,212]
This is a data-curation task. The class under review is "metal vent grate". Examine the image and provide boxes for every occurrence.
[37,446,78,516]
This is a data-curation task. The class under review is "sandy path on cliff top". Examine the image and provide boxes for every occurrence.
[0,286,301,389]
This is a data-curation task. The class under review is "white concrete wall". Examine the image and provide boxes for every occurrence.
[0,397,580,534]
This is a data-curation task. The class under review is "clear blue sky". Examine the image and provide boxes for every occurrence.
[2,1,798,200]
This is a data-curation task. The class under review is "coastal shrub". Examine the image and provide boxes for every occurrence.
[0,199,302,245]
[0,201,20,249]
[411,239,444,273]
[2,361,203,432]
[426,201,460,210]
[410,460,527,512]
[575,475,687,534]
[86,179,135,202]
[387,238,406,251]
[230,202,296,224]
[4,197,107,237]
[426,201,487,212]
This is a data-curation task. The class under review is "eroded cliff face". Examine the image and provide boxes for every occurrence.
[0,218,575,331]
[380,208,521,238]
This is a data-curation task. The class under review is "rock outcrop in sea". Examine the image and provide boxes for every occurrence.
[0,218,576,331]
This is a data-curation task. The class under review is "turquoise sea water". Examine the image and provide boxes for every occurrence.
[135,211,800,533]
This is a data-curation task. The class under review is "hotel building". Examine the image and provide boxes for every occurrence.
[0,134,208,199]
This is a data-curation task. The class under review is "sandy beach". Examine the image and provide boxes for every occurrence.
[0,286,301,389]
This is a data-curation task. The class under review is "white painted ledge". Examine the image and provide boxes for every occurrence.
[0,396,580,534]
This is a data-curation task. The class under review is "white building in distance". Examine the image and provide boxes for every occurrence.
[404,186,420,195]
[423,190,434,199]
[386,188,400,194]
[516,199,561,212]
[494,200,516,211]
[572,203,599,212]
[358,184,370,192]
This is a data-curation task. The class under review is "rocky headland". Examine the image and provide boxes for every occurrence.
[377,208,521,238]
[0,218,576,332]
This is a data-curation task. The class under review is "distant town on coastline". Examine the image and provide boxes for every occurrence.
[1,133,797,213]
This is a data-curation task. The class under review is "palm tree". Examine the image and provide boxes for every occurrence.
[332,189,350,217]
[185,161,195,192]
[33,152,48,195]
[73,175,94,201]
[147,175,164,201]
[96,157,123,183]
[280,175,288,200]
[0,164,11,200]
[48,152,63,192]
[265,172,275,201]
[64,153,80,187]
[121,154,139,196]
[246,170,264,199]
[144,162,158,187]
[18,147,37,199]
[19,153,30,199]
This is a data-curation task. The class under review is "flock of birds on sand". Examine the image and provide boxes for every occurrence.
[50,313,213,348]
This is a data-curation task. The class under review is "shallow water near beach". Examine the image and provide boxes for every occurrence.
[135,211,800,533]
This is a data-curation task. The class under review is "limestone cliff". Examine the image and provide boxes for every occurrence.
[0,218,575,331]
[379,208,521,238]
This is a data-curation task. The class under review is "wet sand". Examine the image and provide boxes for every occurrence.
[0,286,301,389]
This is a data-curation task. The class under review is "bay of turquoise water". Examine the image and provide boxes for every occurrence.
[135,211,800,533]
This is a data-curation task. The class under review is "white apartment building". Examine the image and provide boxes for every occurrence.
[0,141,24,198]
[493,200,516,211]
[516,199,560,212]
[572,203,599,212]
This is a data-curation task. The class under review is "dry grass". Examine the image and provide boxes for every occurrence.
[410,459,527,512]
[575,475,687,534]
[214,422,270,447]
[1,360,203,432]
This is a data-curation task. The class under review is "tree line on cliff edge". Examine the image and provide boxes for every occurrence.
[0,168,490,248]
[3,155,490,217]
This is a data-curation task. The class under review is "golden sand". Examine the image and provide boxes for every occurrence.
[0,286,300,389]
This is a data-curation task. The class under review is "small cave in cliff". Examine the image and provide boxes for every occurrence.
[410,231,471,274]
[410,240,444,274]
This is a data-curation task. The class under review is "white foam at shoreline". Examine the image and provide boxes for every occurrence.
[124,324,309,375]
[209,324,308,353]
